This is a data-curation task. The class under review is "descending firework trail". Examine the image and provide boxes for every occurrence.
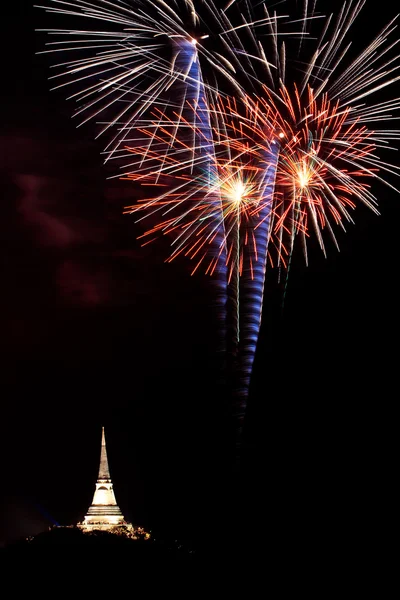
[233,141,279,432]
[171,38,228,348]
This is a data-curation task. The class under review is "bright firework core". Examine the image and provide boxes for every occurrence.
[297,160,312,189]
[232,180,246,204]
[222,176,257,211]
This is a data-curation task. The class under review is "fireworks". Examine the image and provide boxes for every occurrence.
[35,0,280,160]
[36,1,400,442]
[216,87,382,266]
[122,127,265,278]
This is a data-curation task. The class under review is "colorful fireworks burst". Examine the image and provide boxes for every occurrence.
[36,0,400,444]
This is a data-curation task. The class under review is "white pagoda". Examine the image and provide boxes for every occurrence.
[78,427,131,532]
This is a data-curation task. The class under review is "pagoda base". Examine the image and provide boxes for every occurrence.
[77,520,151,539]
[78,520,132,532]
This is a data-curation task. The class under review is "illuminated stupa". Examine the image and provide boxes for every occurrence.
[78,427,129,532]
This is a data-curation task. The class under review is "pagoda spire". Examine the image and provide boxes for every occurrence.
[98,426,111,480]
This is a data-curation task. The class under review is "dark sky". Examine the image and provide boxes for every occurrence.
[1,0,398,553]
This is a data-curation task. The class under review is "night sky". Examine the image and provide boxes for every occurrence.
[1,0,398,554]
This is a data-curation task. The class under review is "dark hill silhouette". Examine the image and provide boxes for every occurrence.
[1,526,195,562]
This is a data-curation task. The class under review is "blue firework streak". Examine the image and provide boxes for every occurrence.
[234,141,279,433]
[172,38,228,343]
[173,39,227,272]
